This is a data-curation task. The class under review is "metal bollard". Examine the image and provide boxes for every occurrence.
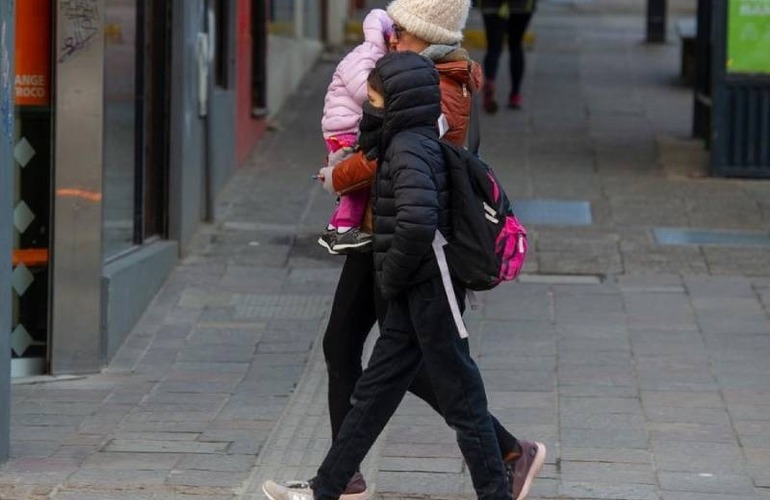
[646,0,667,43]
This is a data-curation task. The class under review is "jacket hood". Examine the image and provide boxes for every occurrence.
[435,49,484,91]
[375,52,442,147]
[363,9,393,51]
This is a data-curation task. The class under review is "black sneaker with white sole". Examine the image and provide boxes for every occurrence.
[318,229,340,255]
[332,228,372,252]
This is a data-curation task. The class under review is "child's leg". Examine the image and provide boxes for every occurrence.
[330,189,368,231]
[326,205,340,231]
[409,277,509,499]
[312,297,423,499]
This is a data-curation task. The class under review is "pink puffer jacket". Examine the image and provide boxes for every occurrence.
[321,9,392,140]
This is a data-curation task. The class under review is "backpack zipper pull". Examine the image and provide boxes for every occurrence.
[463,84,468,98]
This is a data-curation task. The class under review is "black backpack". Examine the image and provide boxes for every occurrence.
[437,140,528,291]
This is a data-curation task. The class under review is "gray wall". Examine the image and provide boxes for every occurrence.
[168,0,207,251]
[206,0,237,212]
[266,35,323,119]
[168,0,238,248]
[0,0,14,463]
[102,242,178,361]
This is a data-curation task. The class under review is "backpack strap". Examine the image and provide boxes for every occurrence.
[432,230,469,339]
[467,82,482,156]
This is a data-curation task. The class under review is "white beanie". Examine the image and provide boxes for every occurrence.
[387,0,470,45]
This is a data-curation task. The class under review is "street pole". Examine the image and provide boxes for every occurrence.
[0,0,16,464]
[646,0,667,43]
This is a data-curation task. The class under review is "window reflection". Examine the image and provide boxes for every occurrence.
[103,0,137,258]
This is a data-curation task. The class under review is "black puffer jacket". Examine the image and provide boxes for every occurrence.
[372,52,452,299]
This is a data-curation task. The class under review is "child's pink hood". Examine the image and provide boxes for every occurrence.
[321,9,392,140]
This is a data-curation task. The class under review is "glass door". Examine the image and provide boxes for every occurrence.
[12,0,54,377]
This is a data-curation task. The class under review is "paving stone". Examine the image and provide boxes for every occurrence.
[175,454,255,472]
[658,471,755,494]
[560,447,652,464]
[65,468,169,486]
[560,460,656,484]
[378,457,463,474]
[103,440,228,454]
[561,411,646,430]
[644,406,732,425]
[80,452,182,470]
[559,481,659,499]
[660,493,761,500]
[166,470,245,488]
[374,471,464,497]
[561,427,649,449]
[560,396,642,414]
[651,441,746,474]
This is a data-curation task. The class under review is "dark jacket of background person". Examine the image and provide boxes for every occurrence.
[369,55,452,299]
[476,0,536,14]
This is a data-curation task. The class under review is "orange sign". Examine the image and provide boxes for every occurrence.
[15,0,52,106]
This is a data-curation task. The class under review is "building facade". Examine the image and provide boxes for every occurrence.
[2,0,352,462]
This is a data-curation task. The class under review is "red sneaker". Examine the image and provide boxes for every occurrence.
[342,471,370,499]
[508,93,522,109]
[508,441,546,500]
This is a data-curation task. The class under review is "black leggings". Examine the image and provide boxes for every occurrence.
[322,252,519,456]
[482,12,533,96]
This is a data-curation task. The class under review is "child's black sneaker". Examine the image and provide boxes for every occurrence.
[318,229,339,255]
[332,228,372,252]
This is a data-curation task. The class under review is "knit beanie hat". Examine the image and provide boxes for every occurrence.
[387,0,470,45]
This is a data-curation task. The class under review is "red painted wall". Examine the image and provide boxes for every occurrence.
[236,0,268,166]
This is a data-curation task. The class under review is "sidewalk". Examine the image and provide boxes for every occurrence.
[4,1,770,499]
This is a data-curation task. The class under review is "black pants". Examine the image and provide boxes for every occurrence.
[314,276,510,499]
[482,12,534,96]
[322,253,518,459]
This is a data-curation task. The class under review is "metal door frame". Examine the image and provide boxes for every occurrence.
[1,0,16,463]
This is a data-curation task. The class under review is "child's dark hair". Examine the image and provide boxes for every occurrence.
[367,68,385,99]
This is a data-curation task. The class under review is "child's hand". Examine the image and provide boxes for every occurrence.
[318,166,335,195]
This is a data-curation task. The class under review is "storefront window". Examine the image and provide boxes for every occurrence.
[12,0,53,377]
[103,0,138,258]
[269,0,295,36]
[268,0,320,40]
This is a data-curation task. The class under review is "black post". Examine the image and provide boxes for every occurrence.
[692,0,712,141]
[646,0,667,43]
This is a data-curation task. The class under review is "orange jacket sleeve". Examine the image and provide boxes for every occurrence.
[331,150,378,195]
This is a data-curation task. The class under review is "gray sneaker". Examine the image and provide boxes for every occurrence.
[317,229,339,255]
[262,473,371,500]
[332,228,372,252]
[262,479,313,500]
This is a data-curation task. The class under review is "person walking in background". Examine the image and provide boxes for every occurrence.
[478,0,536,112]
[317,9,393,255]
[264,50,512,500]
